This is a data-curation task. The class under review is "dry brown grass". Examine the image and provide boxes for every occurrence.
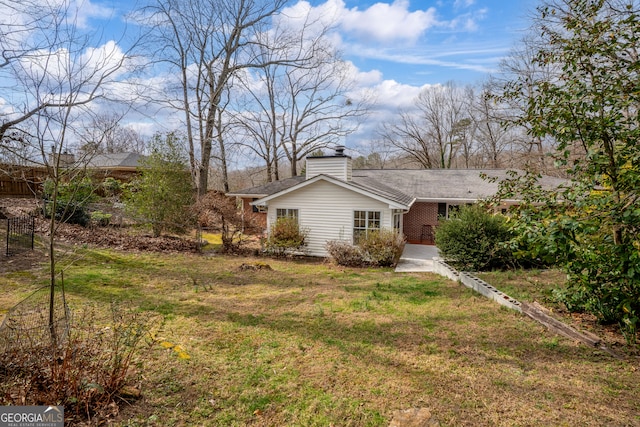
[1,249,639,426]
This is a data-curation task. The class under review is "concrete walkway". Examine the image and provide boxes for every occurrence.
[395,244,440,272]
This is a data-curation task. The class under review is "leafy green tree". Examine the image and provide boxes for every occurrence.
[497,0,640,341]
[126,133,194,237]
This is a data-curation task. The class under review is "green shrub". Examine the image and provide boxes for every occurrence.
[124,132,194,237]
[46,202,91,226]
[43,176,96,226]
[264,217,308,256]
[435,204,513,271]
[102,177,122,197]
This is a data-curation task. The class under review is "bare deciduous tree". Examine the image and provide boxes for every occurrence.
[145,0,311,194]
[378,109,436,168]
[78,112,146,155]
[469,83,513,168]
[494,33,560,172]
[379,81,470,169]
[235,31,371,179]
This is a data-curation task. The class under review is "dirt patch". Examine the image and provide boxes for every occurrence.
[0,250,46,274]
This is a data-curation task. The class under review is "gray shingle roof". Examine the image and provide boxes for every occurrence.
[352,169,566,201]
[227,176,304,197]
[86,152,146,168]
[228,169,567,203]
[349,175,415,207]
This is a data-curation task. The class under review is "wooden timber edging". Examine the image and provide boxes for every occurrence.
[432,260,620,358]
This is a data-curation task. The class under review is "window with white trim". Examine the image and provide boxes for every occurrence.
[353,210,380,243]
[276,208,299,223]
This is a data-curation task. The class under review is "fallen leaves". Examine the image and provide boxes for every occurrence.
[38,220,199,253]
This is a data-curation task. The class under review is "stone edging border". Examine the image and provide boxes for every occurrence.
[432,259,620,358]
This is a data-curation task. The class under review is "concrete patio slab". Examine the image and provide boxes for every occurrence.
[395,244,440,272]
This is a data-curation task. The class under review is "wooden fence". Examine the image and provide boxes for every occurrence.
[0,165,47,197]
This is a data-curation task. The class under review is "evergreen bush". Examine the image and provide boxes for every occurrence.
[43,176,95,226]
[435,204,513,271]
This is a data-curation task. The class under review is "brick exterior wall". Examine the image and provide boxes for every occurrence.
[241,198,266,229]
[403,202,439,244]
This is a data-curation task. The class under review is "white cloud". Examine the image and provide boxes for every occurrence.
[454,0,476,9]
[0,0,117,55]
[340,0,438,44]
[372,79,430,109]
[81,40,127,76]
[2,0,114,30]
[17,40,129,96]
[280,0,440,46]
[350,67,384,88]
[344,45,496,74]
[448,8,487,32]
[278,0,342,31]
[0,97,15,116]
[69,0,113,29]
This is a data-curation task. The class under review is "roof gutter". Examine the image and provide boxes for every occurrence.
[402,197,417,213]
[414,197,522,204]
[227,193,268,200]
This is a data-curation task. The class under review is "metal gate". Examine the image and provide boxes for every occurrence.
[5,215,35,256]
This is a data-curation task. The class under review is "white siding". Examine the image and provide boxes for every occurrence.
[266,180,393,257]
[305,156,352,181]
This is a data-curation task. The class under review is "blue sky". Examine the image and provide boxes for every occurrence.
[92,0,536,89]
[301,0,536,87]
[1,0,538,149]
[264,0,537,149]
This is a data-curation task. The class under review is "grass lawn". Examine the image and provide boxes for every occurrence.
[476,269,568,305]
[2,248,640,426]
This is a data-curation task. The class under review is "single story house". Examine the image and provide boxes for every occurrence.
[228,147,566,257]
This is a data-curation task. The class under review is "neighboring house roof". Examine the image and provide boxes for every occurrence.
[228,169,567,204]
[253,174,415,210]
[227,176,305,198]
[86,152,146,169]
